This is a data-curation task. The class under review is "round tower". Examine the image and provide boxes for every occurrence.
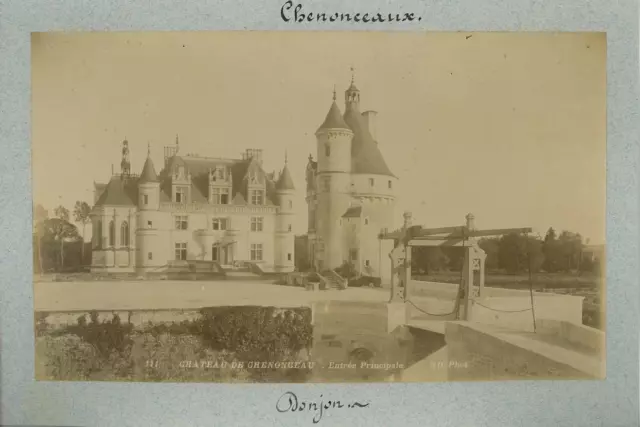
[274,152,296,273]
[315,89,354,270]
[136,144,162,273]
[341,74,397,283]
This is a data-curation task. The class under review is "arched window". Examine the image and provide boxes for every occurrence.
[120,221,130,247]
[95,220,102,248]
[109,220,115,247]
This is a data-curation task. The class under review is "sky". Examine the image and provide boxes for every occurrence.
[31,31,606,244]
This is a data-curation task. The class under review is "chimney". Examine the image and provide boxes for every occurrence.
[361,110,378,141]
[243,148,263,164]
[465,213,476,232]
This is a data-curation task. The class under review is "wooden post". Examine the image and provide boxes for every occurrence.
[389,244,404,302]
[461,213,476,320]
[402,211,413,300]
[403,244,412,301]
[461,246,474,320]
[478,249,486,297]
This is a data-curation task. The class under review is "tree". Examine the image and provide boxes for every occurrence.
[412,246,449,275]
[497,233,543,274]
[73,201,92,265]
[478,238,499,271]
[442,246,465,271]
[524,236,545,273]
[542,227,561,273]
[557,231,583,272]
[51,205,77,271]
[33,204,48,274]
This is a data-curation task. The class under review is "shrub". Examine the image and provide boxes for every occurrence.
[38,307,314,382]
[62,311,134,359]
[196,306,313,380]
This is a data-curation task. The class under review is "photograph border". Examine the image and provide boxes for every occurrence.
[1,0,638,426]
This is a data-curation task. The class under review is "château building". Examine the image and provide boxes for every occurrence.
[90,139,296,274]
[306,78,397,283]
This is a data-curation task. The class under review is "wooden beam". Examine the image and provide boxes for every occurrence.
[381,226,465,240]
[413,226,463,236]
[417,227,533,239]
[465,228,532,237]
[408,238,467,247]
[382,227,532,240]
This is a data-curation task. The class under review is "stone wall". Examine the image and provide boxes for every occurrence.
[310,301,407,381]
[470,294,584,332]
[445,322,593,381]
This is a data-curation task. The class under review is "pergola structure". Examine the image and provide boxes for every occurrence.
[381,212,532,321]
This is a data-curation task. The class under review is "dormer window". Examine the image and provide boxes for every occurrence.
[175,187,187,203]
[388,180,392,189]
[250,189,264,205]
[211,188,230,204]
[369,178,375,187]
[213,166,226,181]
[250,173,259,185]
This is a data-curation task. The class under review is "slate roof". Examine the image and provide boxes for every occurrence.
[315,86,395,178]
[276,164,295,190]
[95,153,284,207]
[139,156,159,183]
[94,175,139,206]
[343,106,395,177]
[342,206,362,218]
[317,101,350,132]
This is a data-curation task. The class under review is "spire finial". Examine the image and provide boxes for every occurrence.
[350,66,355,84]
[285,149,288,165]
[147,142,151,157]
[333,85,336,101]
[175,134,179,146]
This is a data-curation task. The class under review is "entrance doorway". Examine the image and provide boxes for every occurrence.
[212,245,227,264]
[212,244,233,265]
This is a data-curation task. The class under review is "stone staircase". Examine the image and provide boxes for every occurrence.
[319,269,348,290]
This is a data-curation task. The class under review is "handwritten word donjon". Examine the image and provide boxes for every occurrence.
[276,391,370,424]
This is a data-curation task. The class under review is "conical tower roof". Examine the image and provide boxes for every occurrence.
[316,101,350,133]
[276,153,295,190]
[343,107,394,177]
[139,155,159,183]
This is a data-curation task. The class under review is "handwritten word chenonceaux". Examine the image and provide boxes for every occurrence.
[281,0,422,23]
[276,391,370,424]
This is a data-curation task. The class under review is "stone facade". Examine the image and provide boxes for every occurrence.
[91,143,296,274]
[306,80,396,282]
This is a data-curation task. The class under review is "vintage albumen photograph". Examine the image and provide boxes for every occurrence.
[32,31,605,383]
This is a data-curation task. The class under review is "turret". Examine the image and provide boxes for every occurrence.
[344,67,361,111]
[314,87,354,270]
[315,88,353,175]
[136,144,162,273]
[274,152,296,272]
[138,143,160,211]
